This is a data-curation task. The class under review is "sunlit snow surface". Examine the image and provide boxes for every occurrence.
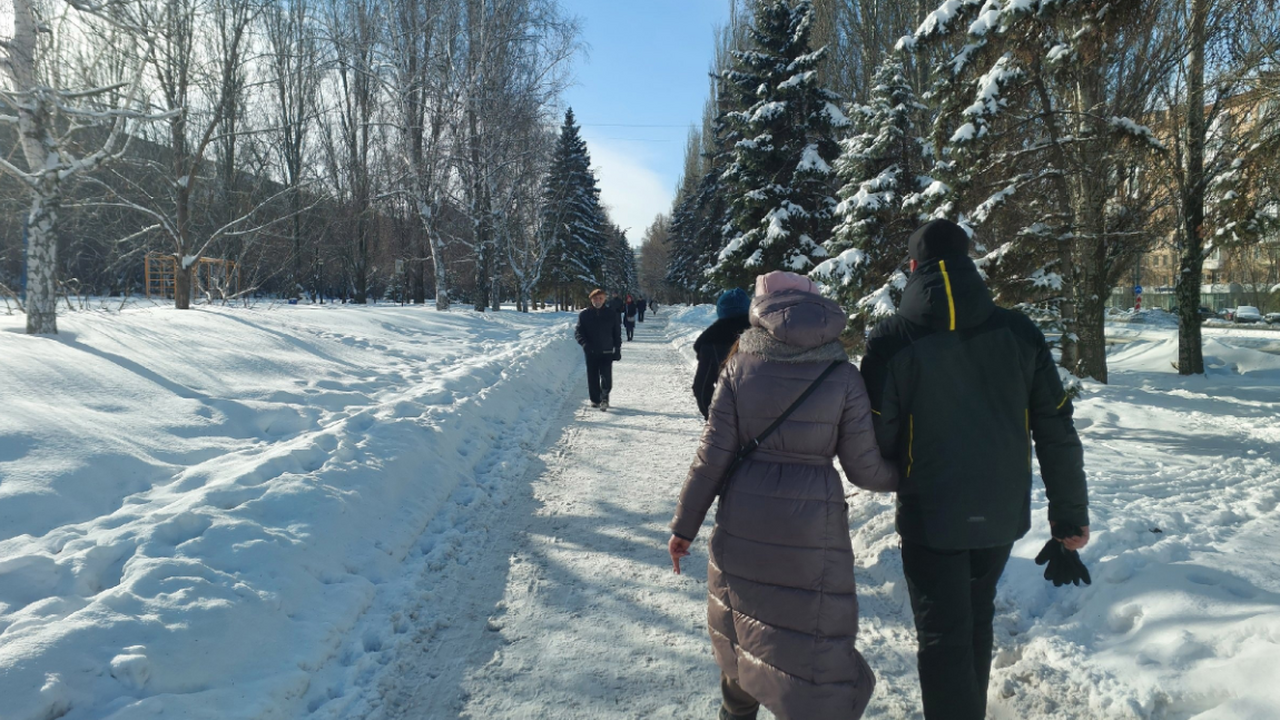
[1,300,1278,719]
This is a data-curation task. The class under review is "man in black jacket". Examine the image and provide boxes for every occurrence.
[576,289,622,410]
[691,288,751,419]
[861,219,1089,720]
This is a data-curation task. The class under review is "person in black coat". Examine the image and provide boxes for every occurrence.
[636,296,646,322]
[691,288,752,420]
[860,219,1089,720]
[623,295,639,341]
[576,288,622,409]
[648,298,658,314]
[608,293,625,323]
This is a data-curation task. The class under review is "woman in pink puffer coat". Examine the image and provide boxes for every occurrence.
[669,271,898,720]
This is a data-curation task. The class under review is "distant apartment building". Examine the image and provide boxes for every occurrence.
[1112,83,1280,313]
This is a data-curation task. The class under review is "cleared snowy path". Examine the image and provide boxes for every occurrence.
[372,314,729,719]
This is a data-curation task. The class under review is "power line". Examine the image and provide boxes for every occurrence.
[596,137,683,143]
[580,123,691,128]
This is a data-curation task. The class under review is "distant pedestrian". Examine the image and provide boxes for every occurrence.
[623,294,639,341]
[608,293,625,323]
[649,298,658,314]
[669,270,898,720]
[575,289,622,411]
[637,296,647,322]
[691,288,751,420]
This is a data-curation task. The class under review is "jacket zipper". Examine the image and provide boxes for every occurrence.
[907,414,914,477]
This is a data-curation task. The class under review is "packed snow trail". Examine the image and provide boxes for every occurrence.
[349,314,925,720]
[364,314,729,718]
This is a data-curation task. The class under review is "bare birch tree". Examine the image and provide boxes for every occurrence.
[0,0,163,333]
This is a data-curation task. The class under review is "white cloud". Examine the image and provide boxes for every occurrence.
[584,138,672,247]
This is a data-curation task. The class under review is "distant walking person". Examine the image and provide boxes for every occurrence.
[608,293,625,324]
[623,295,639,341]
[669,271,898,720]
[691,288,751,420]
[861,219,1090,720]
[649,298,658,314]
[576,289,622,411]
[637,295,647,322]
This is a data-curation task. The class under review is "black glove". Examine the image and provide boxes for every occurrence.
[612,348,621,361]
[1034,538,1092,587]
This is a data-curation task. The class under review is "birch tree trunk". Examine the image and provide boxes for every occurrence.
[3,0,154,333]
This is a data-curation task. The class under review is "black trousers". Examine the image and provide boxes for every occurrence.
[638,308,645,322]
[901,541,1014,720]
[584,353,614,403]
[624,322,635,341]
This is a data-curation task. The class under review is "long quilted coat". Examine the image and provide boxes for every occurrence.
[670,289,898,720]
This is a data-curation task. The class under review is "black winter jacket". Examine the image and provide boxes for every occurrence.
[691,315,752,419]
[576,306,621,356]
[860,255,1088,549]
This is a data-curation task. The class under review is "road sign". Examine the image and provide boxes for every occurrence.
[1134,285,1143,295]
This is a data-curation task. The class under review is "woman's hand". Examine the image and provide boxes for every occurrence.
[669,535,692,574]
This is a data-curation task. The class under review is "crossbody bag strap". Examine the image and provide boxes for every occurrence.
[716,359,844,496]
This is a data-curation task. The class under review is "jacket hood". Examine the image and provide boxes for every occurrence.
[898,255,995,331]
[749,289,847,349]
[693,314,752,353]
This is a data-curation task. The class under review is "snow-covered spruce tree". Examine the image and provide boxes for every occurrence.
[667,80,741,302]
[667,162,730,301]
[810,59,929,349]
[710,0,849,290]
[599,223,637,295]
[538,108,608,308]
[900,0,1177,383]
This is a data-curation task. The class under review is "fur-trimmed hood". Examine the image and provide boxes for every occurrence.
[737,327,848,364]
[745,288,848,355]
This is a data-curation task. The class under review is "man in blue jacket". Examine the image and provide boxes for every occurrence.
[861,219,1090,720]
[575,288,622,410]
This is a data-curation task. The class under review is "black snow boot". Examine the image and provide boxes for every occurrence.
[718,708,757,720]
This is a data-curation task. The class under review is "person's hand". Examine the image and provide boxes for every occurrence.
[613,348,622,362]
[669,535,692,574]
[1053,522,1090,551]
[1034,539,1092,586]
[1036,523,1092,587]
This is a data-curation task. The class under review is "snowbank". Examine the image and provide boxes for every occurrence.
[662,304,717,369]
[0,305,580,720]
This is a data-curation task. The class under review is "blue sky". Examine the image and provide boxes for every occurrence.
[557,0,731,246]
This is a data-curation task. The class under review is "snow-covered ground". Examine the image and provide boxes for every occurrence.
[2,303,1279,719]
[0,304,581,720]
